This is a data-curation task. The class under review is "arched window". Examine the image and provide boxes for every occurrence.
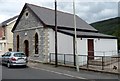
[35,33,38,54]
[17,35,19,52]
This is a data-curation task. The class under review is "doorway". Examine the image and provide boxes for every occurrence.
[24,40,29,57]
[17,35,19,52]
[88,39,94,60]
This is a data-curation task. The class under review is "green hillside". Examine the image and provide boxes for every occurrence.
[90,17,120,50]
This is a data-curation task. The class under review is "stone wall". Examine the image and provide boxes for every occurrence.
[13,8,49,62]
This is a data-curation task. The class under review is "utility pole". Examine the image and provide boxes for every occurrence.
[73,0,79,72]
[55,0,58,67]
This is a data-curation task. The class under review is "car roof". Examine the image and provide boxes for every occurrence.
[7,52,25,54]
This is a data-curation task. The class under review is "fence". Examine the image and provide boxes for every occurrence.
[49,52,120,74]
[79,55,120,73]
[49,53,74,65]
[89,50,118,56]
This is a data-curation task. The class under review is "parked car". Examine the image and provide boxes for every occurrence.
[2,52,28,68]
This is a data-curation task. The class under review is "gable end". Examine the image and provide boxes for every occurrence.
[12,3,45,32]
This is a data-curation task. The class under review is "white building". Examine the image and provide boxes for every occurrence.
[12,3,118,65]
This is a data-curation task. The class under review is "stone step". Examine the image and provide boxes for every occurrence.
[88,57,119,66]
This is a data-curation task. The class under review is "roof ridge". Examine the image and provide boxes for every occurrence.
[26,3,75,16]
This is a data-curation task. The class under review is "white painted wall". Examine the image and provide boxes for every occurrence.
[77,38,118,56]
[0,40,7,55]
[77,38,88,55]
[48,29,118,66]
[49,29,73,54]
[77,38,88,66]
[77,38,118,66]
[48,29,74,63]
[94,38,118,56]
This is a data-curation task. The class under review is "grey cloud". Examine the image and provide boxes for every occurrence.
[0,1,118,24]
[52,2,118,23]
[75,2,118,23]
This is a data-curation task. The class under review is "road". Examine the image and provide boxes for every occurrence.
[1,64,120,81]
[2,65,76,79]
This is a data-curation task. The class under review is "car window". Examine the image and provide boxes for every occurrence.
[3,53,8,56]
[2,52,11,57]
[6,53,11,57]
[14,53,26,57]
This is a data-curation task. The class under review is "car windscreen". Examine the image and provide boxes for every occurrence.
[14,53,26,57]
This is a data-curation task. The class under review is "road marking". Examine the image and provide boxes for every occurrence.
[31,66,86,79]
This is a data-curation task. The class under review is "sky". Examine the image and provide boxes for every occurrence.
[0,0,119,24]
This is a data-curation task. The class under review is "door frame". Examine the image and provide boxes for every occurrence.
[88,39,94,60]
[24,40,29,57]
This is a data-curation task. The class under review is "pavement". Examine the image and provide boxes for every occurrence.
[28,61,119,79]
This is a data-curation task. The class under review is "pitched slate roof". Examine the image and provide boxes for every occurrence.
[27,3,98,32]
[0,15,18,27]
[58,29,117,39]
[12,3,98,32]
[12,3,117,39]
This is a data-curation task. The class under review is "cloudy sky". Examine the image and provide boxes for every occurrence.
[0,0,119,24]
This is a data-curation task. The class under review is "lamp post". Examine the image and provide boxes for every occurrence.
[73,0,79,72]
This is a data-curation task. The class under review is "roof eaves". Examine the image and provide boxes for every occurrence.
[47,24,98,33]
[77,35,117,39]
[6,18,17,26]
[1,15,18,27]
[58,29,117,39]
